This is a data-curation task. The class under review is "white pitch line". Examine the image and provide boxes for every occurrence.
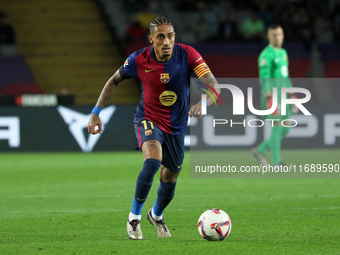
[290,207,340,210]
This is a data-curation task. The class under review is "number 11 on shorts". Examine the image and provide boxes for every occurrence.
[142,120,154,130]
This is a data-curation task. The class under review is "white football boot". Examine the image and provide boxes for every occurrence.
[127,219,143,240]
[147,208,171,237]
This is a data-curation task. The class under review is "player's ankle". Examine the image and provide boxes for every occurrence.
[129,212,141,222]
[151,208,163,221]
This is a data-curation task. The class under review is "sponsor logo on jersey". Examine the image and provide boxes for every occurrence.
[260,59,266,66]
[145,130,153,136]
[159,90,177,106]
[160,73,170,83]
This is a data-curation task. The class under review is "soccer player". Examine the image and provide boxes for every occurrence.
[87,17,219,240]
[252,24,294,167]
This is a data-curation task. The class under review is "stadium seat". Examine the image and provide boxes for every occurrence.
[0,56,34,90]
[325,62,340,78]
[0,83,44,95]
[319,42,340,61]
[289,59,311,78]
[203,54,259,78]
[1,0,141,105]
[125,42,149,56]
[194,42,310,59]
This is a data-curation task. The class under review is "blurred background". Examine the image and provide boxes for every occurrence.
[0,0,339,152]
[1,0,340,105]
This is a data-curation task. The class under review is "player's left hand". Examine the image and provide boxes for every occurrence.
[189,103,203,120]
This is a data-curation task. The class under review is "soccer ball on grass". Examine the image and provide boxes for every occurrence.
[197,208,232,241]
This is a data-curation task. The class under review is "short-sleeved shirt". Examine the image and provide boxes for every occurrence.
[120,43,211,135]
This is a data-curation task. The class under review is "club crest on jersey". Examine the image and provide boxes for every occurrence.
[145,130,152,136]
[160,73,170,83]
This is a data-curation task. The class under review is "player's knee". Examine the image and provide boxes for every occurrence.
[160,167,180,183]
[141,158,161,179]
[142,140,162,161]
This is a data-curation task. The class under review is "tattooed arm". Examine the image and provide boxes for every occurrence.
[94,69,125,109]
[88,70,125,134]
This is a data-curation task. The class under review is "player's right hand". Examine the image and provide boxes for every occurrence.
[88,114,102,134]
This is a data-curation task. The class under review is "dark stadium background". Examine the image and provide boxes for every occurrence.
[1,1,339,254]
[1,0,339,152]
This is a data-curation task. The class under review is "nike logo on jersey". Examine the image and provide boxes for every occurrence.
[196,57,202,62]
[145,69,155,73]
[124,59,129,67]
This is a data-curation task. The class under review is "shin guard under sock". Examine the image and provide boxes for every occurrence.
[130,158,161,216]
[154,180,177,216]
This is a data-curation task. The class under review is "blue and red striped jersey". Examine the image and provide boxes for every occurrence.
[120,43,211,135]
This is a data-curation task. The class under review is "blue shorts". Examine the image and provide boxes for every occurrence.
[134,117,185,173]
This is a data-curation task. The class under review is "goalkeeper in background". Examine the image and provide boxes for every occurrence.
[252,24,296,167]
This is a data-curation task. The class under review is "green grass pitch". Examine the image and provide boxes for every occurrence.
[0,150,339,254]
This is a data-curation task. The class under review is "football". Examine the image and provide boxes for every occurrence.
[197,209,232,241]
